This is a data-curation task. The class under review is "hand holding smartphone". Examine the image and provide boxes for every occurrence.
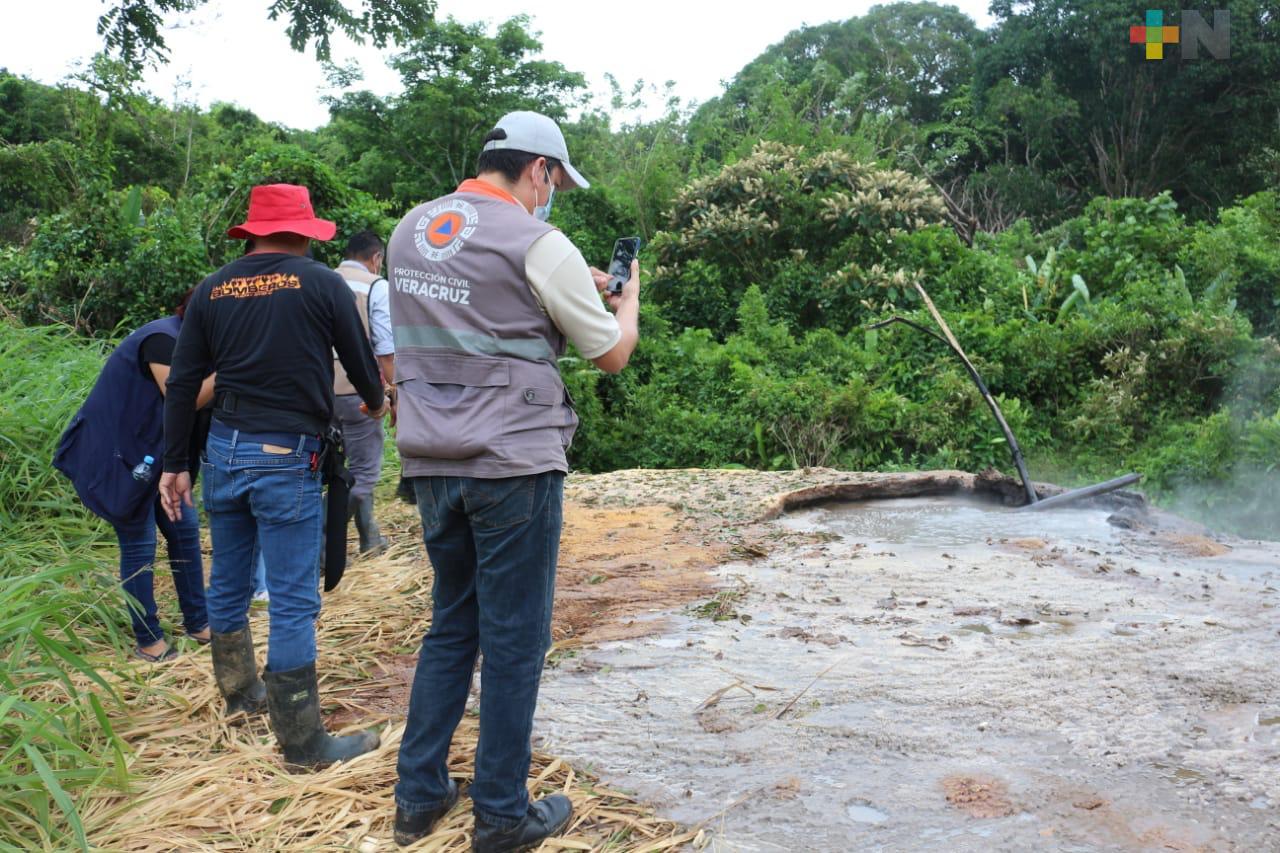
[605,236,641,296]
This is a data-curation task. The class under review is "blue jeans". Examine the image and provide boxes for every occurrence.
[201,425,323,672]
[395,472,564,828]
[251,543,267,596]
[112,495,208,647]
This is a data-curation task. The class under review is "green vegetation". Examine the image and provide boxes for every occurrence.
[0,6,1273,520]
[566,185,1280,534]
[0,323,135,850]
[1,3,1279,842]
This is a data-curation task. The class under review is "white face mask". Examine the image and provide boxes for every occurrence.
[533,165,555,222]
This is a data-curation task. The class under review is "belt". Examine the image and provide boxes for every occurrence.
[214,391,328,436]
[210,419,323,453]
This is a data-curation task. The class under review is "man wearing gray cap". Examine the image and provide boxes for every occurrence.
[387,111,640,850]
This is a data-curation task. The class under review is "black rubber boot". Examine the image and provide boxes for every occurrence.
[472,795,573,853]
[393,779,460,847]
[210,626,266,720]
[352,494,389,555]
[263,662,380,771]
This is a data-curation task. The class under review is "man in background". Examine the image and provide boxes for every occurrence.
[333,229,394,555]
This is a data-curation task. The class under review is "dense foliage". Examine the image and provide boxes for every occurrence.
[648,142,947,337]
[1,4,1277,540]
[570,187,1280,534]
[1,4,1276,532]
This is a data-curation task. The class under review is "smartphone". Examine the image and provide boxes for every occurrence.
[605,236,641,296]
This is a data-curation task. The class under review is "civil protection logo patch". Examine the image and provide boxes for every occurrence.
[414,198,479,262]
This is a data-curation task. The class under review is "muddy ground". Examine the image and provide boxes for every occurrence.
[525,469,1280,852]
[205,467,1280,851]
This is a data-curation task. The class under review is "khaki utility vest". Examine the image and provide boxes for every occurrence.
[332,263,379,396]
[386,183,577,478]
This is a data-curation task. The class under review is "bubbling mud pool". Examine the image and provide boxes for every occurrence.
[534,495,1280,851]
[808,495,1120,548]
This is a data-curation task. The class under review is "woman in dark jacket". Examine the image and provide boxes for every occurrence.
[55,294,215,661]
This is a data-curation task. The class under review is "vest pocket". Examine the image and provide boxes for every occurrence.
[396,355,510,460]
[87,450,159,526]
[507,383,559,436]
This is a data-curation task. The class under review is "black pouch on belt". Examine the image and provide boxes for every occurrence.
[320,424,354,592]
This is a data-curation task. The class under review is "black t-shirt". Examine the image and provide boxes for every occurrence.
[162,252,383,474]
[138,333,177,380]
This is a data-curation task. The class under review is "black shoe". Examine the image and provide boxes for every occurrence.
[263,662,380,771]
[394,780,460,847]
[472,795,573,853]
[210,626,266,720]
[352,494,389,555]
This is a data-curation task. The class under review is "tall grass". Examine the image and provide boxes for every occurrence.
[0,320,135,850]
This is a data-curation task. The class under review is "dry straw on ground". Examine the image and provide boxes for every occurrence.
[43,488,711,852]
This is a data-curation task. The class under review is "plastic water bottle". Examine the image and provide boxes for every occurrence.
[131,455,155,482]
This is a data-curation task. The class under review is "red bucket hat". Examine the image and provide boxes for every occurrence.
[226,183,336,241]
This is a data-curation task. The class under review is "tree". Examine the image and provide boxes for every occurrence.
[96,0,435,69]
[564,78,696,243]
[911,76,1082,234]
[648,142,947,339]
[978,0,1280,216]
[317,16,586,208]
[688,2,984,161]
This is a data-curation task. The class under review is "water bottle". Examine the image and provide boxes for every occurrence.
[131,455,155,482]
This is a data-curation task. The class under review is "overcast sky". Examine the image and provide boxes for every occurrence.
[3,0,995,129]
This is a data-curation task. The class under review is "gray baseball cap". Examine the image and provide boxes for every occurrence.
[482,111,590,190]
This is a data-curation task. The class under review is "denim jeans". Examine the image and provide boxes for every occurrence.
[250,542,267,596]
[395,472,564,828]
[201,425,323,672]
[112,495,208,647]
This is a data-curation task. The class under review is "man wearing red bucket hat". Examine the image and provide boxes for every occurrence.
[159,183,390,771]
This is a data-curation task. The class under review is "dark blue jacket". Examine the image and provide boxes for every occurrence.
[54,316,181,526]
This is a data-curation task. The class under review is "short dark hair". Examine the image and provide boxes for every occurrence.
[175,287,197,320]
[476,128,561,183]
[344,230,384,261]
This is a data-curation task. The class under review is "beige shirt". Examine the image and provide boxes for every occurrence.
[525,230,621,360]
